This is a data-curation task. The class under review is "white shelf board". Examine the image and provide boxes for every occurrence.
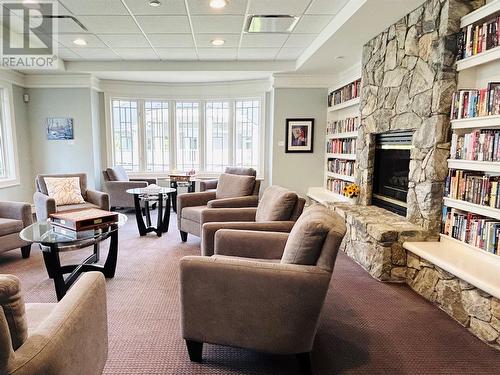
[328,97,360,112]
[451,115,500,129]
[306,187,350,205]
[326,131,358,139]
[461,0,500,28]
[456,45,500,71]
[403,236,500,299]
[326,153,356,160]
[447,159,500,173]
[326,172,355,182]
[443,197,500,220]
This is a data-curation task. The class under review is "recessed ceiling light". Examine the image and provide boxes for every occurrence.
[211,38,225,46]
[149,0,161,7]
[73,38,87,46]
[209,0,227,9]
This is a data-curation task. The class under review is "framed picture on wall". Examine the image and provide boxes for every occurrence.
[285,118,314,153]
[46,117,74,140]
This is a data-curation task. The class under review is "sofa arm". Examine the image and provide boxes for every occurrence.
[214,229,290,259]
[0,201,32,228]
[199,179,218,191]
[180,256,331,354]
[207,195,259,208]
[33,192,55,222]
[201,220,292,257]
[7,272,108,375]
[130,178,157,185]
[86,190,110,211]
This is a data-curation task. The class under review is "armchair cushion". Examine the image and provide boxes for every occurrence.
[0,275,27,350]
[281,205,339,266]
[106,166,129,181]
[44,177,85,206]
[0,219,24,237]
[215,173,255,199]
[256,186,298,222]
[182,206,206,222]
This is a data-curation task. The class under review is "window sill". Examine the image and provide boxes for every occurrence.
[0,178,20,189]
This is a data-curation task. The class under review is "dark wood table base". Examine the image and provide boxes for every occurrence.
[133,192,172,237]
[41,229,119,301]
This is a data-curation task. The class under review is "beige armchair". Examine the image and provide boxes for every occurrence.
[201,185,306,256]
[33,173,109,221]
[177,172,260,242]
[102,166,157,210]
[0,272,108,375]
[180,205,346,374]
[199,167,258,192]
[0,201,32,258]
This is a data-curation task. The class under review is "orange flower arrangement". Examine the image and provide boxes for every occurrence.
[342,183,360,198]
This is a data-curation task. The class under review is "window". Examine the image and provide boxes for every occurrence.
[0,95,7,178]
[111,99,139,171]
[110,97,262,175]
[0,86,19,186]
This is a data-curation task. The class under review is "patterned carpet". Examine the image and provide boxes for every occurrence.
[0,212,498,374]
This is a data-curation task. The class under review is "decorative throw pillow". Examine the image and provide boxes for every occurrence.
[255,186,298,222]
[215,173,255,199]
[44,177,85,206]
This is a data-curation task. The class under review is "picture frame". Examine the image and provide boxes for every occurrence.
[285,118,314,153]
[46,117,74,140]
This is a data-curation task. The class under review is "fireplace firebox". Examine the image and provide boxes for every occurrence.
[372,131,413,216]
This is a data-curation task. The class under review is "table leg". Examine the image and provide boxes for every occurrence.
[43,245,66,301]
[103,229,119,278]
[156,193,163,237]
[145,200,152,227]
[94,241,100,263]
[160,193,171,233]
[133,193,147,236]
[171,181,178,213]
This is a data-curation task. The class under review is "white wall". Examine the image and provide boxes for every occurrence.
[271,87,328,195]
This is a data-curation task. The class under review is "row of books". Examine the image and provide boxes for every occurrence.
[457,16,500,61]
[326,178,350,195]
[442,207,499,255]
[445,170,500,208]
[450,130,500,161]
[327,79,361,107]
[326,138,356,154]
[450,84,500,119]
[326,116,359,135]
[327,159,355,177]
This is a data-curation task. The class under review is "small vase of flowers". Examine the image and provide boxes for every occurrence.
[342,183,360,204]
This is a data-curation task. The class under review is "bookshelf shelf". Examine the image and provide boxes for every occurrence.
[456,45,500,71]
[451,115,500,129]
[403,236,500,299]
[447,159,500,173]
[460,0,500,28]
[443,197,500,220]
[328,97,360,112]
[326,131,358,139]
[326,153,356,160]
[326,172,355,182]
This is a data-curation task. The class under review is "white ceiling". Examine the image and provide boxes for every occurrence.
[49,0,350,62]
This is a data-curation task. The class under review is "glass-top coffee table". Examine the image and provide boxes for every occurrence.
[126,187,176,237]
[20,213,127,301]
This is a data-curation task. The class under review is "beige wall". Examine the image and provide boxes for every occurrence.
[271,87,327,196]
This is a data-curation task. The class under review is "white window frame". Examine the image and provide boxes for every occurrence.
[106,95,265,178]
[0,82,20,189]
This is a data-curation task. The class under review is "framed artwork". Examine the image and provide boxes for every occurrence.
[285,118,314,153]
[46,117,74,140]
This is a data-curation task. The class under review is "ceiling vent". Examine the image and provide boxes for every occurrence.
[245,15,299,33]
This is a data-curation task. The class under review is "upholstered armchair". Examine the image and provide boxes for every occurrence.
[177,173,260,242]
[0,272,108,375]
[180,205,346,374]
[200,185,306,256]
[199,166,259,192]
[102,166,157,210]
[0,201,33,258]
[33,173,109,221]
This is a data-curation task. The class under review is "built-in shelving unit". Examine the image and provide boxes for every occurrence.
[327,97,360,112]
[447,159,500,173]
[451,115,500,129]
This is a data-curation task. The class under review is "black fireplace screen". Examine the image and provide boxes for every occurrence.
[372,131,412,216]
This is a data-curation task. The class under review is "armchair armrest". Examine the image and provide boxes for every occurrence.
[200,207,257,223]
[86,190,110,211]
[33,192,55,221]
[207,195,259,208]
[180,256,331,354]
[0,201,32,228]
[7,272,108,375]
[199,179,218,191]
[130,177,157,185]
[177,191,216,211]
[214,229,289,259]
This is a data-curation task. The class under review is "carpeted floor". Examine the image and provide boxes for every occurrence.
[0,212,498,374]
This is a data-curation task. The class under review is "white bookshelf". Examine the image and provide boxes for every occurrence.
[327,97,360,112]
[451,115,500,129]
[326,131,358,139]
[460,0,500,28]
[326,153,357,160]
[443,197,500,220]
[447,159,500,173]
[456,45,500,71]
[326,172,356,182]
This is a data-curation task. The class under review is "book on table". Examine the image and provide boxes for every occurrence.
[49,208,119,231]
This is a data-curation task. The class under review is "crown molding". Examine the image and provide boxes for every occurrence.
[328,62,362,91]
[0,69,26,87]
[272,73,337,88]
